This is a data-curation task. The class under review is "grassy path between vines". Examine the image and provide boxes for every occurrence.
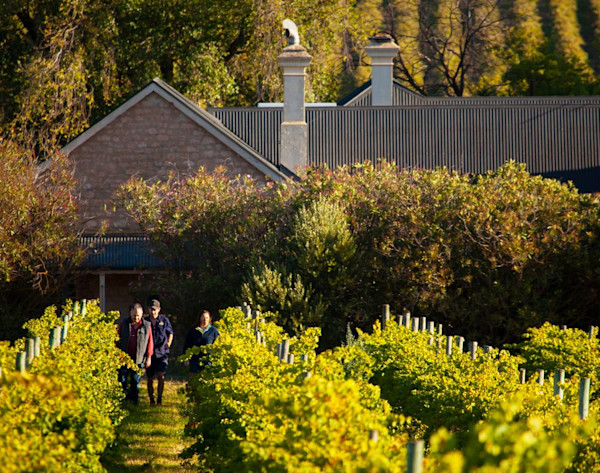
[102,370,195,473]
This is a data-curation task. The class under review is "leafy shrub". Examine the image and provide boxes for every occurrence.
[118,168,294,330]
[0,140,82,340]
[119,161,600,347]
[182,307,600,471]
[509,322,600,398]
[346,316,600,445]
[181,307,411,472]
[0,300,128,471]
[239,375,409,473]
[240,262,326,336]
[0,372,112,473]
[347,321,525,439]
[428,395,595,473]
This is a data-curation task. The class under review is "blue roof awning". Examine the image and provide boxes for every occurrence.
[79,235,165,270]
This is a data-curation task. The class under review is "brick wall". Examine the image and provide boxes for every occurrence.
[70,92,267,232]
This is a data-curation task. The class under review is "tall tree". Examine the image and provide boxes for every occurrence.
[386,0,507,96]
[501,0,600,95]
[3,0,600,148]
[2,0,120,149]
[0,0,373,149]
[546,0,590,66]
[0,138,83,338]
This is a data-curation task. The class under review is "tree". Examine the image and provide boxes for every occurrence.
[119,161,600,348]
[502,42,600,96]
[500,0,600,95]
[0,139,83,339]
[118,167,294,329]
[386,0,507,96]
[112,0,374,104]
[1,0,121,149]
[0,0,374,149]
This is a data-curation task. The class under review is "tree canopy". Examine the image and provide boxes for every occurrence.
[2,0,600,149]
[0,139,83,339]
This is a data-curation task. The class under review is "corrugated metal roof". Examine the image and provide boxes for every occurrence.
[210,98,600,193]
[339,81,600,107]
[210,107,282,166]
[307,105,600,173]
[80,235,164,270]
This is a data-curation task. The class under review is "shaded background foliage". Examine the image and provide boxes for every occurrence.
[118,162,600,348]
[2,0,600,149]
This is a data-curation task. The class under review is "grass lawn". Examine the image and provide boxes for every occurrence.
[102,366,195,472]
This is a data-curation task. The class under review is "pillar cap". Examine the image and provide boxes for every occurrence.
[365,34,399,58]
[369,33,395,44]
[278,44,312,67]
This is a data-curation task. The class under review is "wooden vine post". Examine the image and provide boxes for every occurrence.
[281,339,290,362]
[61,314,70,343]
[554,369,565,400]
[470,341,478,360]
[34,336,40,357]
[381,304,390,330]
[16,351,26,373]
[579,378,591,420]
[407,439,424,473]
[26,338,35,366]
[456,336,464,353]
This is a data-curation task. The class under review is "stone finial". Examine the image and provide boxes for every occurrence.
[283,19,300,46]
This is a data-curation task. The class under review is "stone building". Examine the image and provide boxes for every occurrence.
[63,79,286,317]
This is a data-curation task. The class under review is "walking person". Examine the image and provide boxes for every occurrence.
[183,310,219,374]
[118,302,154,404]
[145,299,173,405]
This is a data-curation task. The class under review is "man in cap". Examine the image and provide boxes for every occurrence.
[145,299,173,405]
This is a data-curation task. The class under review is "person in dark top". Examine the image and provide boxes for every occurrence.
[183,310,219,373]
[117,302,154,404]
[145,299,173,405]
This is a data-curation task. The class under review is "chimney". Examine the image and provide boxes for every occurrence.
[365,34,400,106]
[278,20,312,173]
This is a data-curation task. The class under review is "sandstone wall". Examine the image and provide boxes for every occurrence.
[71,92,267,232]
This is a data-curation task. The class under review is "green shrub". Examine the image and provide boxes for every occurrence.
[119,162,600,347]
[240,262,326,336]
[509,323,600,397]
[181,307,410,472]
[181,307,600,472]
[428,395,595,473]
[0,300,129,472]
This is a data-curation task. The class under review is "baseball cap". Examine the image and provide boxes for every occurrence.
[149,299,161,309]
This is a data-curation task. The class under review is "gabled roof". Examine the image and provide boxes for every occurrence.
[338,79,600,107]
[62,78,287,182]
[338,79,426,106]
